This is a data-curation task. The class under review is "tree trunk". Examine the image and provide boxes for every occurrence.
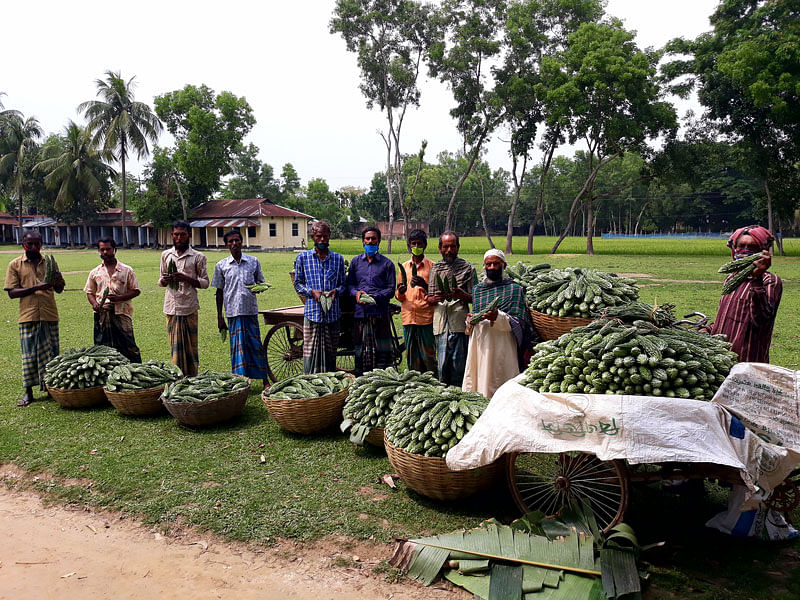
[505,151,527,255]
[765,179,773,234]
[527,140,557,254]
[83,223,90,248]
[173,175,188,221]
[17,184,23,243]
[634,200,650,236]
[382,133,395,254]
[121,152,128,248]
[444,130,489,232]
[586,196,594,255]
[479,176,494,249]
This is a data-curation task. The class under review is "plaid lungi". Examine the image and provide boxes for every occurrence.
[94,311,142,363]
[167,312,199,377]
[403,324,437,376]
[353,314,394,376]
[435,325,468,387]
[229,315,267,379]
[19,321,60,389]
[303,318,340,374]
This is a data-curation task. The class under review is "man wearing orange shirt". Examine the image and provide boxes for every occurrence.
[395,229,437,375]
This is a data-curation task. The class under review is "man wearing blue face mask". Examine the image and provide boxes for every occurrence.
[346,226,396,375]
[294,220,346,374]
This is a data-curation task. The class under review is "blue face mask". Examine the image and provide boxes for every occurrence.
[364,244,379,256]
[734,249,756,260]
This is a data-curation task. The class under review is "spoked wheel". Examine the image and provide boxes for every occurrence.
[507,451,629,532]
[263,321,304,383]
[765,479,800,514]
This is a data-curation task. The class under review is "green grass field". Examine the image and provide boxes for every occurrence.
[1,237,798,598]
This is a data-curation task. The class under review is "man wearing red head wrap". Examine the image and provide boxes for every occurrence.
[710,226,782,363]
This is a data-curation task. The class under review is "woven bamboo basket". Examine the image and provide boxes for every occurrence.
[162,378,250,427]
[384,436,503,501]
[47,385,108,409]
[365,426,385,448]
[530,309,593,341]
[105,386,165,416]
[263,375,354,435]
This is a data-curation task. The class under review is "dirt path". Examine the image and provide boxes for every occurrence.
[0,483,460,600]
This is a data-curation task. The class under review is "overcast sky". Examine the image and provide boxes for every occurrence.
[3,0,719,191]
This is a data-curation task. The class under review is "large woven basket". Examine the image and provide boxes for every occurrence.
[105,386,165,416]
[365,426,385,448]
[530,309,593,341]
[47,385,107,409]
[384,436,503,501]
[263,375,354,435]
[162,379,250,427]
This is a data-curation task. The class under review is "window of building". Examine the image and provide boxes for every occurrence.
[217,227,225,238]
[292,222,299,236]
[248,226,257,238]
[269,223,277,237]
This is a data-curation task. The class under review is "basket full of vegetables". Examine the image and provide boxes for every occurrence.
[384,385,502,500]
[161,371,250,426]
[44,345,130,408]
[104,361,183,416]
[263,372,354,434]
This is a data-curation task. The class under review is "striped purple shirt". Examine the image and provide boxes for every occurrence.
[711,272,782,363]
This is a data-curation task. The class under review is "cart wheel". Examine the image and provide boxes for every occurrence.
[263,321,304,383]
[507,451,629,532]
[765,479,800,514]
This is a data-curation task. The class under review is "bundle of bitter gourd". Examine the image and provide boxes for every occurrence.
[43,254,59,284]
[385,385,489,457]
[341,368,442,444]
[504,261,551,289]
[166,259,179,290]
[718,253,762,295]
[104,360,183,392]
[525,267,639,318]
[520,318,737,400]
[601,300,677,328]
[162,371,250,403]
[44,345,130,389]
[266,371,352,400]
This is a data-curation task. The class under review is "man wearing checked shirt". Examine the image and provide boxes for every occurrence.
[293,221,346,374]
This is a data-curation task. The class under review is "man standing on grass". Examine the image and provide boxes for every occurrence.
[158,221,209,376]
[84,236,142,363]
[293,220,346,374]
[395,228,437,375]
[711,225,782,363]
[213,230,268,387]
[427,232,477,387]
[4,230,65,406]
[346,226,396,375]
[463,249,534,398]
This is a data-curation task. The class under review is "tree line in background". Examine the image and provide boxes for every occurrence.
[1,0,797,253]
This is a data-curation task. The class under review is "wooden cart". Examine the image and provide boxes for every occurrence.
[258,302,405,383]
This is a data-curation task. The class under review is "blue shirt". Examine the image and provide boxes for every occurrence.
[346,253,396,318]
[211,253,264,317]
[294,249,346,323]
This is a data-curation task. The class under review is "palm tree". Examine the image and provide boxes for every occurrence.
[79,71,162,247]
[35,122,116,245]
[0,111,43,240]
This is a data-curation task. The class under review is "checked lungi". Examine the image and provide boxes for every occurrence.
[19,321,59,389]
[94,311,142,363]
[403,324,437,375]
[303,318,340,374]
[353,314,394,376]
[167,312,199,377]
[229,315,267,379]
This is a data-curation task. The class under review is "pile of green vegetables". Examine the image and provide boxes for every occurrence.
[341,368,441,444]
[162,371,249,403]
[508,266,639,318]
[44,345,130,389]
[601,300,677,328]
[719,253,762,295]
[266,371,351,399]
[104,360,183,392]
[385,386,489,457]
[520,318,737,400]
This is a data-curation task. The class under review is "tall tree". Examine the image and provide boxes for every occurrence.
[34,122,115,243]
[79,71,162,247]
[0,111,43,239]
[548,19,676,254]
[331,0,434,251]
[219,143,280,200]
[427,0,507,232]
[664,0,800,233]
[154,84,254,208]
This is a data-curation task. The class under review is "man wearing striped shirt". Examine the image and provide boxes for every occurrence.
[711,225,782,363]
[294,221,346,374]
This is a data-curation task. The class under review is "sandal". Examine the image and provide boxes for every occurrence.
[17,395,33,407]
